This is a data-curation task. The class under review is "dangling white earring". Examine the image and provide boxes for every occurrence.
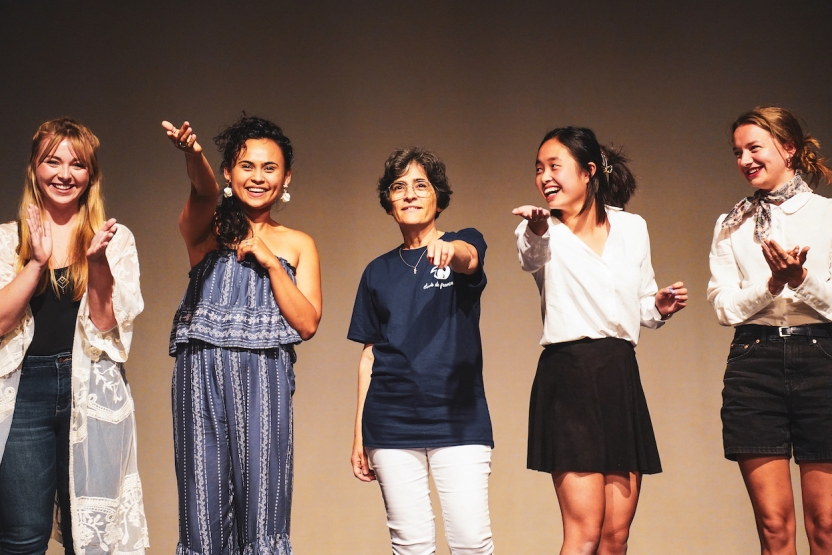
[280,184,290,203]
[223,180,233,198]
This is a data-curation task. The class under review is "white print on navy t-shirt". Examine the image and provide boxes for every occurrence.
[425,266,453,290]
[431,266,451,280]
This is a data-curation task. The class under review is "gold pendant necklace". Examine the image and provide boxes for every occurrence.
[56,270,69,295]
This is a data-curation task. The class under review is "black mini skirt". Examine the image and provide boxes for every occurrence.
[527,337,662,475]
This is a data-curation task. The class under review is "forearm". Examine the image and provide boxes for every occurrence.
[516,222,551,273]
[0,261,45,336]
[354,345,374,443]
[268,265,321,340]
[87,259,116,331]
[449,240,479,275]
[185,152,219,199]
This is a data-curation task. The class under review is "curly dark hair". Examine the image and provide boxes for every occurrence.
[539,126,636,225]
[377,147,452,218]
[212,114,294,248]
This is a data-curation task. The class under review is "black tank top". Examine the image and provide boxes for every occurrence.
[27,268,81,356]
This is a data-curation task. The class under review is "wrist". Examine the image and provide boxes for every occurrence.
[787,269,808,290]
[768,277,786,295]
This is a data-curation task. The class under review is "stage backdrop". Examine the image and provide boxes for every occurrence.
[1,1,831,553]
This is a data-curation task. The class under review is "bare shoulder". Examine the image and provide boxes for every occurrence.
[266,225,318,267]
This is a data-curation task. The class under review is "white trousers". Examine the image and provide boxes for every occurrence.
[367,444,494,555]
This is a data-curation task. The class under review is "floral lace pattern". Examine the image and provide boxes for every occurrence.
[0,222,148,554]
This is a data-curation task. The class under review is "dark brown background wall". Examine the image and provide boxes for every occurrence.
[2,1,831,553]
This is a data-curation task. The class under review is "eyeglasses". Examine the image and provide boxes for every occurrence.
[388,180,434,201]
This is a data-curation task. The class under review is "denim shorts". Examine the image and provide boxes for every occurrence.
[721,325,832,462]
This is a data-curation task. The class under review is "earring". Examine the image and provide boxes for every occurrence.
[223,180,233,198]
[280,184,290,203]
[786,156,792,168]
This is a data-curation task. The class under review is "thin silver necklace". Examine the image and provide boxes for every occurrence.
[398,247,427,275]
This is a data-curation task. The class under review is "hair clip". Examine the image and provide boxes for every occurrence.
[600,152,613,175]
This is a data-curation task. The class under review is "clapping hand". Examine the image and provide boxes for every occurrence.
[25,204,52,269]
[762,239,808,293]
[86,219,118,263]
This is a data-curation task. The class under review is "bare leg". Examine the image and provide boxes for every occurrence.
[738,455,797,555]
[597,473,641,555]
[799,462,832,555]
[553,472,605,555]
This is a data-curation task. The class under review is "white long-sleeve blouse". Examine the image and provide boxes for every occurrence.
[515,207,664,347]
[0,221,149,555]
[707,192,832,327]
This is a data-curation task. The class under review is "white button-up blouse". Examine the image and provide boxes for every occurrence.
[707,192,832,327]
[515,207,665,347]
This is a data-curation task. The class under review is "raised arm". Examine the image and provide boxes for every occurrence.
[351,344,376,482]
[0,206,50,336]
[162,121,220,262]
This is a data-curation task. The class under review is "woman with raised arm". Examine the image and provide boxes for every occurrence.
[0,118,148,555]
[708,106,832,555]
[162,115,321,555]
[349,148,494,555]
[512,127,686,555]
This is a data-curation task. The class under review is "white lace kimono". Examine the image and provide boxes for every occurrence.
[0,221,149,555]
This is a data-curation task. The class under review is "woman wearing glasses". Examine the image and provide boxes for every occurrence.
[348,147,494,555]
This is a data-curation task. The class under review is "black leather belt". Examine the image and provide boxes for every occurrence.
[736,323,832,340]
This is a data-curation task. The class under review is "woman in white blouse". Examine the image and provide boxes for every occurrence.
[513,126,686,555]
[0,118,148,555]
[708,106,832,555]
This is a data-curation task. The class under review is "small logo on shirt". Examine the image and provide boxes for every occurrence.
[430,266,451,280]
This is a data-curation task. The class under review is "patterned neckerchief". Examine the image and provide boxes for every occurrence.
[721,172,811,242]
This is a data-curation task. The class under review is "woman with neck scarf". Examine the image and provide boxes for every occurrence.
[708,106,832,554]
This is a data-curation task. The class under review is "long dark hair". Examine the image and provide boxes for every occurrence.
[539,126,636,225]
[212,114,294,247]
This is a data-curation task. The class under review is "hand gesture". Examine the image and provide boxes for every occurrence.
[87,218,118,263]
[512,205,550,236]
[762,239,808,293]
[655,281,687,318]
[426,238,456,269]
[26,204,52,269]
[162,120,202,154]
[236,236,277,269]
[351,440,375,482]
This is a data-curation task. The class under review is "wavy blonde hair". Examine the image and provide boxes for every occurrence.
[733,106,832,186]
[16,118,105,300]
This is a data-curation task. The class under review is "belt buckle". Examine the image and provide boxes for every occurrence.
[779,326,792,337]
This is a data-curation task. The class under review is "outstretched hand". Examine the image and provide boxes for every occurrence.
[25,204,52,269]
[762,239,808,293]
[87,218,118,263]
[655,281,687,318]
[512,205,550,236]
[162,120,202,154]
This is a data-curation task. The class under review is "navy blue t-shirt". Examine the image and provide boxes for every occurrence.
[347,228,493,449]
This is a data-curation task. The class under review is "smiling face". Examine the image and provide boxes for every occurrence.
[535,139,594,217]
[35,138,90,212]
[387,162,440,228]
[732,124,796,191]
[223,138,291,214]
